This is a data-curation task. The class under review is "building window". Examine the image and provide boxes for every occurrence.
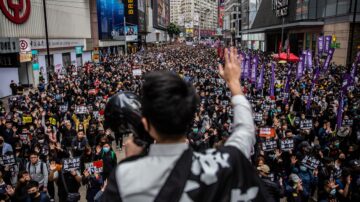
[296,0,309,20]
[317,0,326,18]
[325,0,337,17]
[337,0,350,15]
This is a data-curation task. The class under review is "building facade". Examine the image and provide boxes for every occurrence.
[223,0,242,45]
[0,0,92,97]
[170,0,182,25]
[179,0,218,38]
[240,0,360,66]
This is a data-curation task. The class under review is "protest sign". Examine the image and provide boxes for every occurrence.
[300,119,313,129]
[301,155,320,170]
[261,139,277,152]
[259,127,276,138]
[75,106,88,114]
[280,138,294,151]
[85,160,103,175]
[254,113,263,122]
[342,119,353,126]
[59,105,68,113]
[132,69,142,76]
[62,157,81,172]
[0,155,16,167]
[22,116,32,124]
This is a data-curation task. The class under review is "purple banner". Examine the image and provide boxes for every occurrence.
[296,54,305,80]
[323,48,335,72]
[318,36,324,55]
[324,36,332,53]
[303,50,308,71]
[240,52,246,80]
[342,73,352,93]
[284,64,292,93]
[270,63,275,96]
[257,63,265,90]
[247,54,252,80]
[307,50,313,70]
[336,93,344,129]
[244,54,250,80]
[251,55,258,83]
[306,66,319,111]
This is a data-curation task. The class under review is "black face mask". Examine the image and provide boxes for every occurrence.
[29,192,37,198]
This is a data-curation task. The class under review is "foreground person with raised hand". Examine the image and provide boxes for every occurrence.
[101,47,270,202]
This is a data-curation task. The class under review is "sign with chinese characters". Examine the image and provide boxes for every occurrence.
[20,53,32,62]
[272,0,288,17]
[301,155,320,170]
[85,160,103,175]
[259,127,276,139]
[280,138,294,151]
[62,157,81,172]
[300,119,313,129]
[30,39,84,50]
[261,139,277,152]
[0,38,19,53]
[0,154,16,167]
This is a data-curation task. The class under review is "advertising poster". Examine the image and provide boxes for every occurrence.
[97,0,125,40]
[126,26,138,41]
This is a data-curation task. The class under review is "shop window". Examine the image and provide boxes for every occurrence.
[337,0,350,15]
[325,0,337,17]
[62,53,71,68]
[305,32,311,50]
[311,33,317,53]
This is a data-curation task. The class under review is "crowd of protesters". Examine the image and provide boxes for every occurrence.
[0,43,359,202]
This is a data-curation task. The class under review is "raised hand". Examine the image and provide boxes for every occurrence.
[218,47,243,96]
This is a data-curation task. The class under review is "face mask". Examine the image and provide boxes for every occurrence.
[300,166,307,172]
[193,128,198,133]
[103,147,110,153]
[39,139,44,144]
[330,188,336,196]
[29,192,37,198]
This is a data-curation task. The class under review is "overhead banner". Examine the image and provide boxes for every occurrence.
[153,0,170,29]
[125,26,138,42]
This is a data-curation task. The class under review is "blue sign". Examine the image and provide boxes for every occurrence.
[31,50,38,55]
[32,63,39,70]
[75,46,83,54]
[97,0,125,41]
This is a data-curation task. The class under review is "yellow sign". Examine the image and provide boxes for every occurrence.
[20,53,32,63]
[186,29,193,34]
[128,0,134,15]
[22,116,32,124]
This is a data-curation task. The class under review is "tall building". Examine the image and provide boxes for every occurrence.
[240,0,360,66]
[223,0,242,45]
[179,0,218,38]
[170,0,182,25]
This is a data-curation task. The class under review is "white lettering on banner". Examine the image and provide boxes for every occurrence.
[231,187,259,202]
[30,39,84,49]
[191,149,230,185]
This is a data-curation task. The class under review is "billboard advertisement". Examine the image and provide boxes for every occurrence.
[96,0,125,40]
[153,0,170,29]
[125,26,138,41]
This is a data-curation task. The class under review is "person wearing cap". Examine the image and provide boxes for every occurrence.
[285,173,305,202]
[257,164,283,202]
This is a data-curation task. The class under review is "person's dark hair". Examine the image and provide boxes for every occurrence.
[142,71,199,137]
[26,180,39,190]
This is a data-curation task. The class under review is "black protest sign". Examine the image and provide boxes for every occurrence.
[62,157,80,172]
[280,138,294,151]
[301,155,320,170]
[261,138,277,152]
[221,100,229,106]
[0,155,16,167]
[75,106,88,114]
[342,119,353,126]
[254,113,263,122]
[300,119,313,129]
[59,105,68,113]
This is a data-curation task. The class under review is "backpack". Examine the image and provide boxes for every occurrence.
[27,161,47,175]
